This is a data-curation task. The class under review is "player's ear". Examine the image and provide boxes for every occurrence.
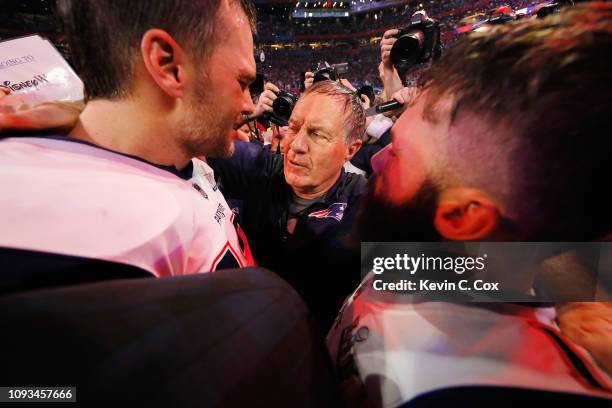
[434,188,500,240]
[140,29,187,99]
[345,137,363,162]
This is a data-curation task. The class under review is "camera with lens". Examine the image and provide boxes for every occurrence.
[269,90,299,126]
[390,10,442,73]
[357,85,375,106]
[312,61,349,83]
[536,0,574,19]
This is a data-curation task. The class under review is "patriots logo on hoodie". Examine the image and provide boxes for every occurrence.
[308,203,347,222]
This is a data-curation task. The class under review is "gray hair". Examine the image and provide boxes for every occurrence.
[302,80,366,144]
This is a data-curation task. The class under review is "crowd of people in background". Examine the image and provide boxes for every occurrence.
[254,0,539,90]
[0,0,554,91]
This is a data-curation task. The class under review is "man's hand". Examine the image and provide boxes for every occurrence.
[384,86,417,117]
[391,86,417,105]
[360,94,371,111]
[380,29,399,70]
[379,29,405,101]
[339,78,357,93]
[339,79,371,110]
[557,302,612,375]
[0,87,26,109]
[0,91,83,133]
[303,71,315,90]
[252,82,279,118]
[378,62,403,102]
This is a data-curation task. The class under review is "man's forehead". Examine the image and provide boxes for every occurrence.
[296,92,344,123]
[211,17,256,82]
[292,93,345,132]
[214,1,254,54]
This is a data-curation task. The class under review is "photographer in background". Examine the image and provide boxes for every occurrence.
[236,81,281,145]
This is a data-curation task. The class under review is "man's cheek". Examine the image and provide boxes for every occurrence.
[374,173,388,198]
[392,169,427,205]
[227,140,236,156]
[285,171,304,188]
[280,136,291,152]
[377,163,407,204]
[378,158,396,189]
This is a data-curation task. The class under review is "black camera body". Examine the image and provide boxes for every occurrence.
[390,10,442,72]
[312,61,349,83]
[269,90,299,126]
[536,0,574,19]
[357,85,375,106]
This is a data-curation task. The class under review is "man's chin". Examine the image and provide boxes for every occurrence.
[351,178,443,244]
[205,138,235,159]
[225,139,236,157]
[283,172,310,192]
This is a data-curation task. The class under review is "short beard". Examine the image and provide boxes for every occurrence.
[351,177,443,245]
[178,77,235,159]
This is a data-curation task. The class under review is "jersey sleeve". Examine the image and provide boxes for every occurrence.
[208,141,282,199]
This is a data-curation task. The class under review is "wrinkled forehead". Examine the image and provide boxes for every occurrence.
[292,92,347,130]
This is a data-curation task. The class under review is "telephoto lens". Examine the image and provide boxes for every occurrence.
[390,10,442,72]
[391,30,426,68]
[270,91,299,126]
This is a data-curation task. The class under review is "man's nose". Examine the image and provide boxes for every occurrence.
[371,144,392,175]
[290,130,308,153]
[242,88,255,115]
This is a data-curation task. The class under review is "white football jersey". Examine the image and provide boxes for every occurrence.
[328,272,612,408]
[0,136,254,276]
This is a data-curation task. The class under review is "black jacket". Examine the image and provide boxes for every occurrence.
[208,141,366,330]
[349,127,392,175]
